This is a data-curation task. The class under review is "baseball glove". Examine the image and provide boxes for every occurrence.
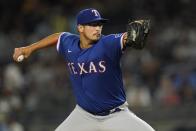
[126,19,150,49]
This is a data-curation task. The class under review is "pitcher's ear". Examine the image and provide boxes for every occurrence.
[77,24,84,33]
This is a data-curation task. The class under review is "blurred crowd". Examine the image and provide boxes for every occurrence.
[0,0,196,131]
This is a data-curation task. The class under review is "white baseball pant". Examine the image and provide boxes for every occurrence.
[55,104,155,131]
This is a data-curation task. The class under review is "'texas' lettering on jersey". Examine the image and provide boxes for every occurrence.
[67,61,106,75]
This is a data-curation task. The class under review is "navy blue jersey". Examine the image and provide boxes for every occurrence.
[57,32,126,113]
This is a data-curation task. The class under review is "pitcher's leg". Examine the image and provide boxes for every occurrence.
[102,108,155,131]
[55,106,99,131]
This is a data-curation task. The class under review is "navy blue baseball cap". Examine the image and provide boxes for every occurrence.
[77,8,108,25]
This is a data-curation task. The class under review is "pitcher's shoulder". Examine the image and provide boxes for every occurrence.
[101,34,123,43]
[60,32,79,40]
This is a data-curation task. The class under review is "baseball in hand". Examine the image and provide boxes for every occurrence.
[17,55,24,62]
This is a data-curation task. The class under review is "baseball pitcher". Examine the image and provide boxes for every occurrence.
[13,8,154,131]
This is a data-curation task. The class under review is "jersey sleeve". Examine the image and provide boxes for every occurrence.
[56,32,72,55]
[103,33,125,61]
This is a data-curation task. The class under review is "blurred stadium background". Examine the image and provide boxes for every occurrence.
[0,0,196,131]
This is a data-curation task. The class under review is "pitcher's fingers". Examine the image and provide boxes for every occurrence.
[13,48,22,61]
[13,48,18,61]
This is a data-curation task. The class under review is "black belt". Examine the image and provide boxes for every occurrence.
[90,107,122,116]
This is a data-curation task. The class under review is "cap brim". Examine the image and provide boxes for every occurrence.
[96,18,108,23]
[83,18,108,25]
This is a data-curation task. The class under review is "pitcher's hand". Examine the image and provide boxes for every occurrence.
[13,47,32,62]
